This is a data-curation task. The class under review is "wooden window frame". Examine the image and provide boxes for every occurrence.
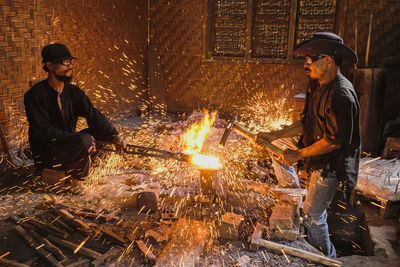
[203,0,345,64]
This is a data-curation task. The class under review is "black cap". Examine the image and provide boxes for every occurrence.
[41,43,77,63]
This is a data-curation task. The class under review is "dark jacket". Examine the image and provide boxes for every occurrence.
[300,73,361,191]
[24,79,118,159]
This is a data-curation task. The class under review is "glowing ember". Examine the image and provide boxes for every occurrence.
[190,154,222,170]
[182,110,217,154]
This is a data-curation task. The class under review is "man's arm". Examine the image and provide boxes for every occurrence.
[77,89,127,150]
[257,120,303,142]
[280,138,341,165]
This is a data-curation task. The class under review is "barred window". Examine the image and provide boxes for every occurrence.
[205,0,342,62]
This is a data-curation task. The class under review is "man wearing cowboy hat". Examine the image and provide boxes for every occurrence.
[257,32,360,257]
[24,43,127,181]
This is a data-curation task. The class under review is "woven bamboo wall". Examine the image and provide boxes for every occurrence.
[0,0,147,152]
[150,0,307,116]
[150,0,400,115]
[344,0,400,68]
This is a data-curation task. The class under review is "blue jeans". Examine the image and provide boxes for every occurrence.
[303,169,339,258]
[271,137,338,257]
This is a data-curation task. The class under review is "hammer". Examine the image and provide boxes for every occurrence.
[249,226,342,266]
[219,116,282,156]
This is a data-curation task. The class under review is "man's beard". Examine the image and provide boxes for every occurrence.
[304,67,317,81]
[55,74,73,83]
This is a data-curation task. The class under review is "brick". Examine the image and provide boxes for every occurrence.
[219,212,244,240]
[275,228,299,241]
[270,188,306,214]
[269,188,307,198]
[270,201,300,241]
[269,203,296,231]
[126,232,137,242]
[136,240,156,263]
[145,229,167,244]
[280,195,302,215]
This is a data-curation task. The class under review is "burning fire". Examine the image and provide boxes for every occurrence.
[182,110,217,154]
[181,110,222,170]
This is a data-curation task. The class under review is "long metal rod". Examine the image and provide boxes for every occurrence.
[100,144,190,162]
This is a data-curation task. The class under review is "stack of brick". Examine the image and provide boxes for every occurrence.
[269,188,306,241]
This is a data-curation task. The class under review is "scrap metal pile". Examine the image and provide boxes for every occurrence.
[0,110,341,266]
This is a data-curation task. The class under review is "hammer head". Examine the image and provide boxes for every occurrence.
[219,116,237,146]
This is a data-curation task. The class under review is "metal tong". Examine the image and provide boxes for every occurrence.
[101,144,190,162]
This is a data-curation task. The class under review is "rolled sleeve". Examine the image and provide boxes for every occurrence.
[324,93,354,146]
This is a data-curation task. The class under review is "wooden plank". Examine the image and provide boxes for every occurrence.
[14,226,63,267]
[207,0,216,58]
[334,0,347,37]
[28,229,67,263]
[287,0,298,60]
[91,246,123,267]
[245,0,253,58]
[0,257,30,267]
[65,259,90,267]
[47,235,102,260]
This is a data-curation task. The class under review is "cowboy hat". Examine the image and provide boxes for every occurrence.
[293,32,358,64]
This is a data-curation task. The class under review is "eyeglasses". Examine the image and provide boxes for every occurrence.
[55,59,73,66]
[305,55,327,65]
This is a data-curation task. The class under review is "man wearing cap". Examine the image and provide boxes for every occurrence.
[257,32,360,257]
[24,43,126,181]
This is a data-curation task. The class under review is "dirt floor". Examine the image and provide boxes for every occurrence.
[1,111,400,266]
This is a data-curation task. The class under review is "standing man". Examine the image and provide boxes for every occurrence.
[258,32,360,257]
[24,43,126,181]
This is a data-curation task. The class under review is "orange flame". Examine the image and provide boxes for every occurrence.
[182,111,217,154]
[181,111,221,170]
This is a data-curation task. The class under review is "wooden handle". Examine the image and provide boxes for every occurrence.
[232,123,283,156]
[259,239,341,266]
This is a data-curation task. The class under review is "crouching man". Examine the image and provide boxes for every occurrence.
[24,43,126,181]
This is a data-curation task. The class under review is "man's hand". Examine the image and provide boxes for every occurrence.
[253,131,278,150]
[88,135,96,153]
[256,131,278,143]
[112,135,127,153]
[278,149,302,166]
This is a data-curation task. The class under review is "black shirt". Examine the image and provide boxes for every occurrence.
[301,73,361,190]
[24,79,118,159]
